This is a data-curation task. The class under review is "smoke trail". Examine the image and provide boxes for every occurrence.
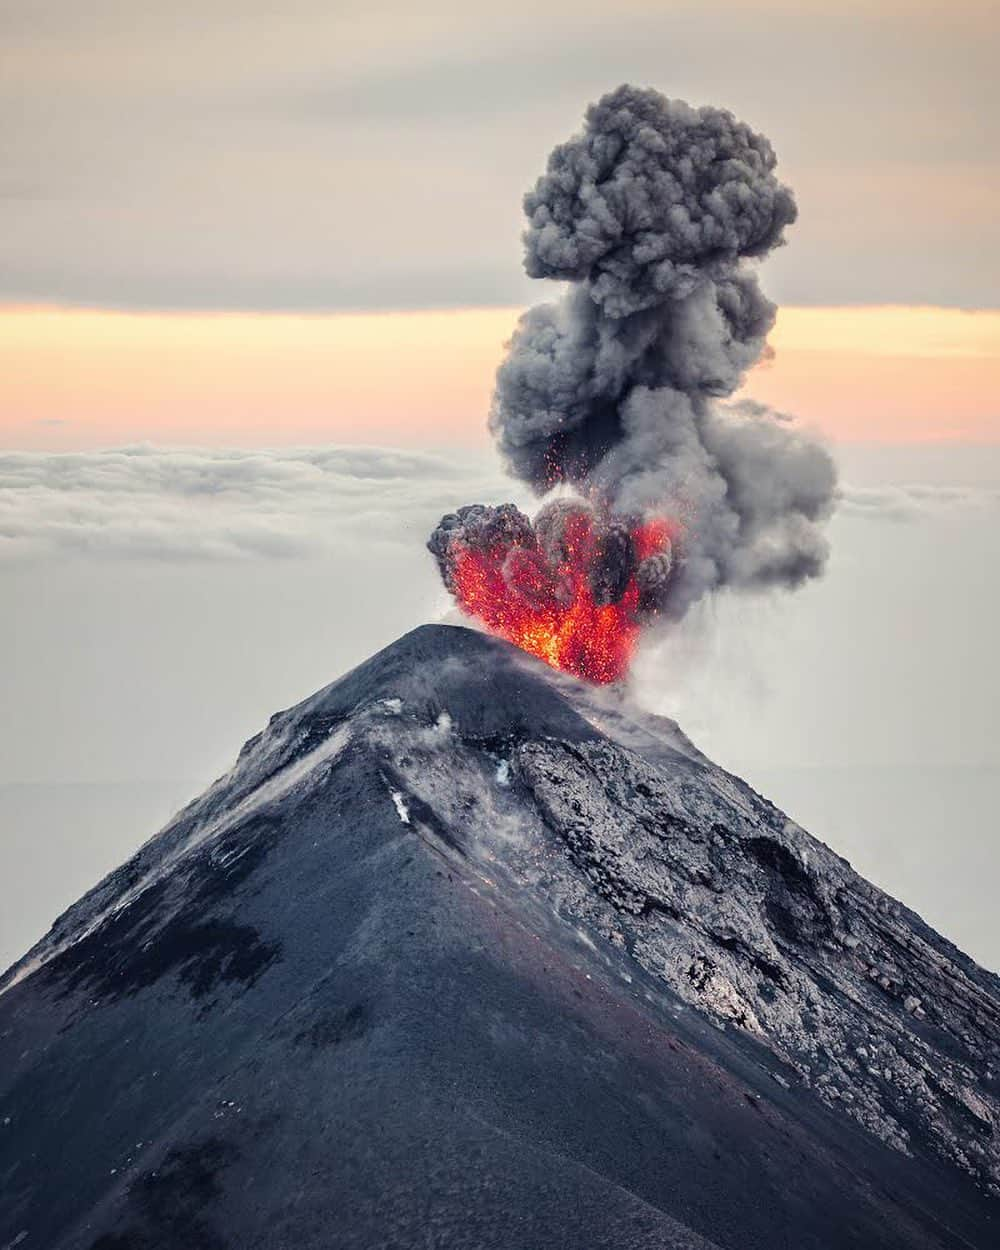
[430,84,836,669]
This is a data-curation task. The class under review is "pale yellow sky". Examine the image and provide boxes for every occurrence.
[2,304,997,450]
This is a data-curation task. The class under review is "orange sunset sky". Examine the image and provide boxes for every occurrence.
[4,304,998,450]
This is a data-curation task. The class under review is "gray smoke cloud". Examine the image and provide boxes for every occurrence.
[432,84,836,626]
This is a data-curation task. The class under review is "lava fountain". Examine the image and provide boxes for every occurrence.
[428,500,676,684]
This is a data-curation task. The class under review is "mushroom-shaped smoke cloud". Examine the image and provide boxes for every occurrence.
[430,85,837,677]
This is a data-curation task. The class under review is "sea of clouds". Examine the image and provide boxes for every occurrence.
[1,444,997,564]
[0,445,522,562]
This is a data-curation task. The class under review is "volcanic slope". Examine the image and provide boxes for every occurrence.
[1,624,998,1250]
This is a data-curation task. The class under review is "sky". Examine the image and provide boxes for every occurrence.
[2,1,998,312]
[1,0,998,972]
[4,306,1000,449]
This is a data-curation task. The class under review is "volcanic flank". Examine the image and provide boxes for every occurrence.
[430,85,837,682]
[1,626,998,1250]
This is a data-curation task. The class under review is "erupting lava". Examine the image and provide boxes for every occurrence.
[435,506,674,685]
[428,85,836,689]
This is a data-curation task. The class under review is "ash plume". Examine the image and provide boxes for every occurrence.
[430,83,837,664]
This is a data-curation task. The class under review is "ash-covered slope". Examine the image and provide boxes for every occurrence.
[1,624,997,1250]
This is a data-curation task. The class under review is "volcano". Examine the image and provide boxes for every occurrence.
[1,625,997,1249]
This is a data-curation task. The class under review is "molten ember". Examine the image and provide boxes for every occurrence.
[428,502,676,685]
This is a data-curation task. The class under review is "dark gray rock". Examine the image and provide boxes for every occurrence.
[1,624,997,1249]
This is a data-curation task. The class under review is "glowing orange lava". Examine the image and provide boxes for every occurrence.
[452,514,672,684]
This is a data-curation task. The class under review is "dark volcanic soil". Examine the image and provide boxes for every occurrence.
[1,625,997,1249]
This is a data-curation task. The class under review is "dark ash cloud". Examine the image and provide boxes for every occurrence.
[463,85,838,620]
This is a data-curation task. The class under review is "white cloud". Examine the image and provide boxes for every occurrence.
[0,444,521,562]
[838,483,1000,522]
[3,444,998,564]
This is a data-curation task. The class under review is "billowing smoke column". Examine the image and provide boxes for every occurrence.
[430,84,837,683]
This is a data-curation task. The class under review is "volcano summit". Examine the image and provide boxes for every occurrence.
[0,625,997,1249]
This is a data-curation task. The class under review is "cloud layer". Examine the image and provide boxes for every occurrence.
[1,445,996,566]
[838,483,1000,522]
[0,445,521,562]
